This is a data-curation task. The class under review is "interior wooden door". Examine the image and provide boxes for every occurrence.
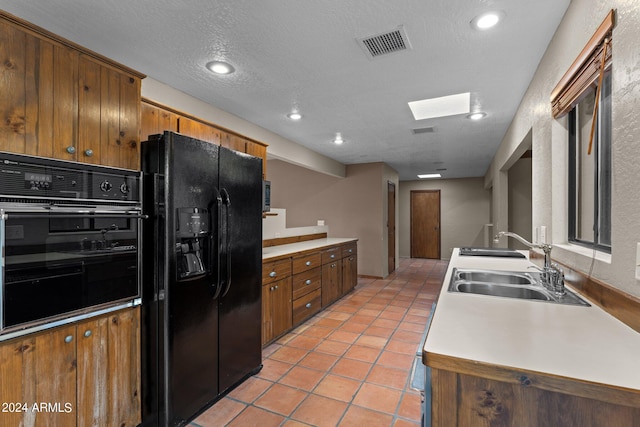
[410,190,441,259]
[387,182,396,274]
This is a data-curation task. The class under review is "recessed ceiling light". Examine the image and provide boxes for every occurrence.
[287,112,302,120]
[467,112,487,120]
[408,92,470,121]
[333,133,344,145]
[418,173,442,179]
[206,61,235,75]
[471,11,505,30]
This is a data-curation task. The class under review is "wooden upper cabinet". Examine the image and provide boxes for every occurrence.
[140,101,178,142]
[0,12,144,169]
[141,99,269,178]
[178,116,221,144]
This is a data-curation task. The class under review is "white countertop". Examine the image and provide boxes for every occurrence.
[424,248,640,391]
[262,237,357,260]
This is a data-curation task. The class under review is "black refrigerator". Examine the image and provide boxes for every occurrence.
[140,131,263,426]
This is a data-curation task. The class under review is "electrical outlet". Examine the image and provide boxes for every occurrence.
[540,226,547,244]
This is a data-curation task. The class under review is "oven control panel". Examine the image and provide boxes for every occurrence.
[0,152,140,202]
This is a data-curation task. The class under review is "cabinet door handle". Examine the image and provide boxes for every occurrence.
[330,254,335,259]
[270,286,274,291]
[64,335,74,343]
[269,271,277,278]
[305,261,312,266]
[305,303,312,308]
[305,279,312,285]
[66,146,76,154]
[331,263,336,268]
[84,149,94,157]
[84,330,92,338]
[274,285,278,290]
[348,249,353,253]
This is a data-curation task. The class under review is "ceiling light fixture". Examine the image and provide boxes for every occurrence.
[333,133,344,145]
[467,112,487,120]
[205,61,235,75]
[471,11,505,30]
[417,173,441,179]
[287,112,302,120]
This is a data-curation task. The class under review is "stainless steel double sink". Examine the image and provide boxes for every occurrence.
[448,268,590,306]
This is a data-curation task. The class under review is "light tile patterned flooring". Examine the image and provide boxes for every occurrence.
[192,258,448,427]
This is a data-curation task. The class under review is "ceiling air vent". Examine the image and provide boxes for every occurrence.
[357,26,412,59]
[412,126,435,135]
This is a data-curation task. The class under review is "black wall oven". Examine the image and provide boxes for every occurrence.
[0,152,143,340]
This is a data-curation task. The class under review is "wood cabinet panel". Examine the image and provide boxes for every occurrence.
[293,288,322,325]
[221,132,247,152]
[292,252,322,274]
[262,277,292,345]
[0,307,141,427]
[430,367,640,427]
[140,102,178,142]
[342,253,357,295]
[262,259,292,285]
[321,259,342,307]
[321,247,341,265]
[52,45,79,163]
[0,15,143,169]
[292,268,322,300]
[178,116,221,144]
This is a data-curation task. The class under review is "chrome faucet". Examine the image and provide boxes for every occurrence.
[493,231,565,295]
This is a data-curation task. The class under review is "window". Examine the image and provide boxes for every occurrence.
[550,10,614,253]
[568,70,611,252]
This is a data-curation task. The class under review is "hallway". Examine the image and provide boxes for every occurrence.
[193,258,448,427]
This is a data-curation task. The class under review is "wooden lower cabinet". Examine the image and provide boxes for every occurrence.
[321,258,342,307]
[0,307,141,427]
[429,367,640,427]
[341,243,358,294]
[262,277,293,345]
[261,241,357,346]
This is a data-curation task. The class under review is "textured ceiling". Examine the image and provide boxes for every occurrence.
[1,0,570,180]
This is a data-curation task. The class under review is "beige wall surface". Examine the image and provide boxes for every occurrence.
[486,0,640,296]
[268,159,398,278]
[399,178,491,260]
[508,157,533,250]
[141,77,346,178]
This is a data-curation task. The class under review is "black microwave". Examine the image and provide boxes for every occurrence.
[262,180,271,212]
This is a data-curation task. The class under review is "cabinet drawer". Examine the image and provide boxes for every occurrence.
[292,252,321,274]
[262,259,291,284]
[341,242,357,258]
[292,268,321,300]
[321,247,341,265]
[293,288,321,325]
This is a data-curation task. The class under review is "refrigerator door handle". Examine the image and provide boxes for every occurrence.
[209,189,223,299]
[220,188,232,298]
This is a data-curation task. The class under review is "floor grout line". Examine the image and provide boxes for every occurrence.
[193,258,448,426]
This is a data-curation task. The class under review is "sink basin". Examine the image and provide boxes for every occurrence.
[453,282,551,301]
[454,270,535,285]
[448,268,590,306]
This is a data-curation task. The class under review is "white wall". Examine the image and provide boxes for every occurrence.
[486,0,640,296]
[399,178,492,260]
[141,77,346,178]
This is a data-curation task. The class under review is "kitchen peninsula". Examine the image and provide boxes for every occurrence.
[422,249,640,426]
[262,235,358,345]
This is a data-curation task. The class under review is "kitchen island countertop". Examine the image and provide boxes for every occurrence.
[423,248,640,393]
[262,237,357,261]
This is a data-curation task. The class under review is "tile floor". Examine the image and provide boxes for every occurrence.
[192,257,448,427]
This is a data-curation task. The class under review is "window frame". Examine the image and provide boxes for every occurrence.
[567,69,612,253]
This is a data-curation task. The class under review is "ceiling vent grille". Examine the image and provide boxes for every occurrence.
[412,126,435,135]
[358,26,412,59]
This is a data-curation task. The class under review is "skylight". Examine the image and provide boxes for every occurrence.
[408,92,470,120]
